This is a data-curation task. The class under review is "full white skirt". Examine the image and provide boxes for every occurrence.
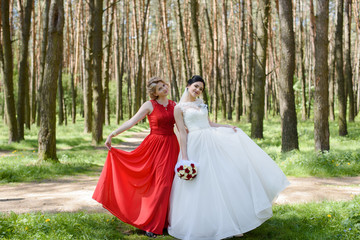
[168,127,290,240]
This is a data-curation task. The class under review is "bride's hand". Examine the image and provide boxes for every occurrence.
[230,125,237,132]
[105,135,113,150]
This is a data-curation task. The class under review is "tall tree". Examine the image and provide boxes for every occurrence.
[104,0,116,125]
[84,1,93,133]
[213,0,221,121]
[299,0,307,120]
[235,0,245,121]
[58,61,64,125]
[344,0,354,122]
[190,0,208,104]
[17,0,33,139]
[222,0,232,119]
[115,2,125,124]
[176,0,191,79]
[335,0,347,136]
[38,0,64,162]
[278,0,299,152]
[251,0,270,139]
[37,0,51,126]
[1,0,19,143]
[245,0,254,123]
[91,0,104,144]
[314,0,330,151]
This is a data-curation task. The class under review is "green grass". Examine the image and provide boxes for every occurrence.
[0,118,148,183]
[228,116,360,177]
[1,115,359,183]
[1,196,359,239]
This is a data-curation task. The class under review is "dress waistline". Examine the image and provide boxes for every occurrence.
[150,130,175,136]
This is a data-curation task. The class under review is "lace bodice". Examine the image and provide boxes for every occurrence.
[177,99,210,132]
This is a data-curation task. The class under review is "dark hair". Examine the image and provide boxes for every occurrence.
[187,75,205,89]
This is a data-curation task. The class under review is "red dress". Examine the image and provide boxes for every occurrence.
[92,100,179,235]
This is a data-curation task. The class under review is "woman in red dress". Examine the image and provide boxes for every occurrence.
[92,77,179,238]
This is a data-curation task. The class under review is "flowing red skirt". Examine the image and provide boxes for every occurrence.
[92,133,179,234]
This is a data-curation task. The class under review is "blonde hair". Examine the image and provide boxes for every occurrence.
[147,77,169,100]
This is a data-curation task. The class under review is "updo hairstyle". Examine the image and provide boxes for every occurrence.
[147,77,169,100]
[187,75,206,90]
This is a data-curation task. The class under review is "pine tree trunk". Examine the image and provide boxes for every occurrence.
[335,0,348,136]
[176,0,190,79]
[251,0,270,139]
[116,3,125,124]
[314,0,330,151]
[58,61,64,125]
[17,0,33,139]
[299,0,307,121]
[278,0,299,152]
[344,0,354,122]
[213,0,220,122]
[37,0,51,127]
[30,2,37,124]
[91,0,104,144]
[84,1,93,133]
[222,0,232,120]
[104,0,116,126]
[190,0,208,104]
[235,0,245,121]
[38,0,64,162]
[1,0,19,143]
[245,0,254,123]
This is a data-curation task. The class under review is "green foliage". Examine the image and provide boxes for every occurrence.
[1,196,359,239]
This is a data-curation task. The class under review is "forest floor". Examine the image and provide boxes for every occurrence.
[1,130,359,214]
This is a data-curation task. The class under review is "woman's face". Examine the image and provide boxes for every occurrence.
[155,82,169,97]
[187,81,204,98]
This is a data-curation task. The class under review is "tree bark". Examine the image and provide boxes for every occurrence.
[92,0,104,144]
[222,0,232,120]
[278,0,299,152]
[251,0,270,139]
[299,0,307,120]
[213,0,220,122]
[245,0,254,123]
[335,0,347,136]
[104,0,116,125]
[38,0,64,162]
[58,61,64,125]
[190,0,208,104]
[176,0,190,79]
[344,0,354,122]
[17,0,33,139]
[37,0,51,127]
[235,0,245,121]
[314,0,330,151]
[116,2,125,124]
[159,0,179,101]
[1,0,19,143]
[84,1,93,133]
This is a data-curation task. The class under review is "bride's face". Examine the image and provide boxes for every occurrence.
[187,81,204,99]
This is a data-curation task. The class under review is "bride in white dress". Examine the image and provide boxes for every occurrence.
[168,76,290,240]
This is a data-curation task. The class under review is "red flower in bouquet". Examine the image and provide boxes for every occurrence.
[175,160,198,181]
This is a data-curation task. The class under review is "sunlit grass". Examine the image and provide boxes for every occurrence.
[1,196,359,239]
[1,114,359,183]
[0,116,148,183]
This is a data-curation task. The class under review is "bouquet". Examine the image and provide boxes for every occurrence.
[175,160,199,180]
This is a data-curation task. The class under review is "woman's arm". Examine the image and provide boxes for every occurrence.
[174,106,189,160]
[208,118,237,132]
[105,101,153,149]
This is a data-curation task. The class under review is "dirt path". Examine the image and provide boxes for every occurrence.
[1,130,359,214]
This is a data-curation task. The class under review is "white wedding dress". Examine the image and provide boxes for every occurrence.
[168,99,290,240]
